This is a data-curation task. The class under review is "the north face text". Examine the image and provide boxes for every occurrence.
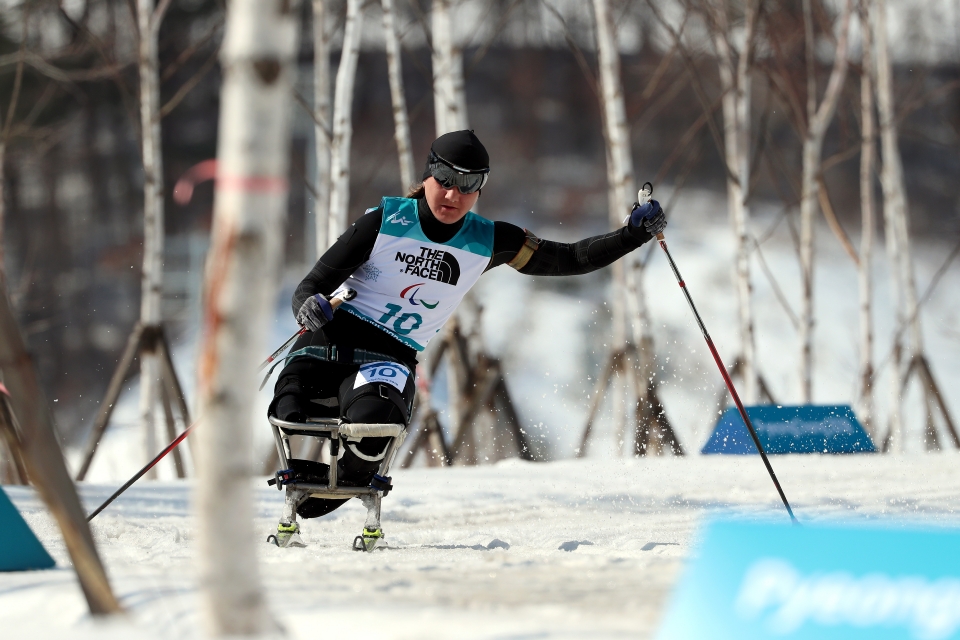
[394,248,461,285]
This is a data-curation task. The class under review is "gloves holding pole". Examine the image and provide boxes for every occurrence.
[296,287,356,333]
[630,182,667,238]
[638,182,799,524]
[259,287,357,373]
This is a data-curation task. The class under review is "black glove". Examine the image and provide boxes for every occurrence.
[629,199,667,237]
[296,294,335,332]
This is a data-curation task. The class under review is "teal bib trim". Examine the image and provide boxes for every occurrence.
[340,302,427,352]
[378,197,494,257]
[378,197,421,238]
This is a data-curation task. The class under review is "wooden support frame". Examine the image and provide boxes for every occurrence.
[635,375,685,457]
[401,308,534,467]
[401,391,452,468]
[881,354,960,452]
[713,357,778,416]
[75,322,192,481]
[579,343,684,459]
[0,395,28,485]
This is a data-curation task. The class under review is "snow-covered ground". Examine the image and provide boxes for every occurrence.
[4,453,960,639]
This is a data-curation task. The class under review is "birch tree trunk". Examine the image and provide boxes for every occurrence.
[593,0,637,454]
[711,0,759,403]
[432,0,468,133]
[430,0,471,445]
[195,0,298,633]
[328,0,365,243]
[313,0,332,252]
[592,0,634,353]
[450,47,468,129]
[874,0,922,451]
[137,0,169,477]
[382,0,416,191]
[798,0,853,402]
[858,0,876,439]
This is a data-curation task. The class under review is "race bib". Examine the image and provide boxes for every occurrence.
[354,361,410,393]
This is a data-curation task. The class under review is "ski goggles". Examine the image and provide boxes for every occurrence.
[426,151,489,194]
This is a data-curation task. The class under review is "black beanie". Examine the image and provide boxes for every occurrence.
[423,130,489,179]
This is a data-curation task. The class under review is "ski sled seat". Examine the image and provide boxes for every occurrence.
[266,415,407,552]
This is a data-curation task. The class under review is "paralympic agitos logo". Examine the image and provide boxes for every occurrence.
[400,283,439,309]
[394,247,461,285]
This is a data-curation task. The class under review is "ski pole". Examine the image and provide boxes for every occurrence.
[257,287,357,372]
[87,287,359,521]
[86,420,198,521]
[258,327,306,372]
[639,183,799,525]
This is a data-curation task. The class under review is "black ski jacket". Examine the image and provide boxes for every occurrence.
[293,197,653,368]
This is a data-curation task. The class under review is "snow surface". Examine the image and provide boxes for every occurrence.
[4,453,960,639]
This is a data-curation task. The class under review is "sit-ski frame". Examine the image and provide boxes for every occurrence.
[268,415,407,550]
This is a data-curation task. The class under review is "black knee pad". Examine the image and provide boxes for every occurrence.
[333,361,415,484]
[274,375,303,398]
[272,376,306,422]
[337,362,414,425]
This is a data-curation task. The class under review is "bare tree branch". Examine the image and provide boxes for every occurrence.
[816,175,859,264]
[465,0,524,76]
[897,78,960,125]
[753,235,801,330]
[292,87,332,137]
[540,0,600,100]
[651,98,717,185]
[161,17,224,82]
[157,46,219,120]
[644,0,738,186]
[151,0,174,33]
[821,143,860,172]
[2,11,29,143]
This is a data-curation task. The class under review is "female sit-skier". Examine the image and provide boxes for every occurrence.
[269,130,666,548]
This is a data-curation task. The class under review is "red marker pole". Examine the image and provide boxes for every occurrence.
[639,184,798,524]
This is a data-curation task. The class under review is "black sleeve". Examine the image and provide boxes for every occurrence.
[487,221,529,270]
[291,208,382,317]
[487,219,654,276]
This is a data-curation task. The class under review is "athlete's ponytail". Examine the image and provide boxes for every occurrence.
[405,182,425,199]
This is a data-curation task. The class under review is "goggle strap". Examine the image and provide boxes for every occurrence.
[429,150,490,176]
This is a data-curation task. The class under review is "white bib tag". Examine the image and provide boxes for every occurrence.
[353,361,410,393]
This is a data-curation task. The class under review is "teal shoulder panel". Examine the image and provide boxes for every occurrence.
[0,487,55,572]
[379,197,429,242]
[446,212,494,256]
[379,200,494,255]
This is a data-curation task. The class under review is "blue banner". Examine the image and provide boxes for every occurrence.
[702,405,875,454]
[0,487,55,572]
[657,520,960,640]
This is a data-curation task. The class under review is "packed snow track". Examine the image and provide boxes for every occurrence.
[3,454,960,639]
